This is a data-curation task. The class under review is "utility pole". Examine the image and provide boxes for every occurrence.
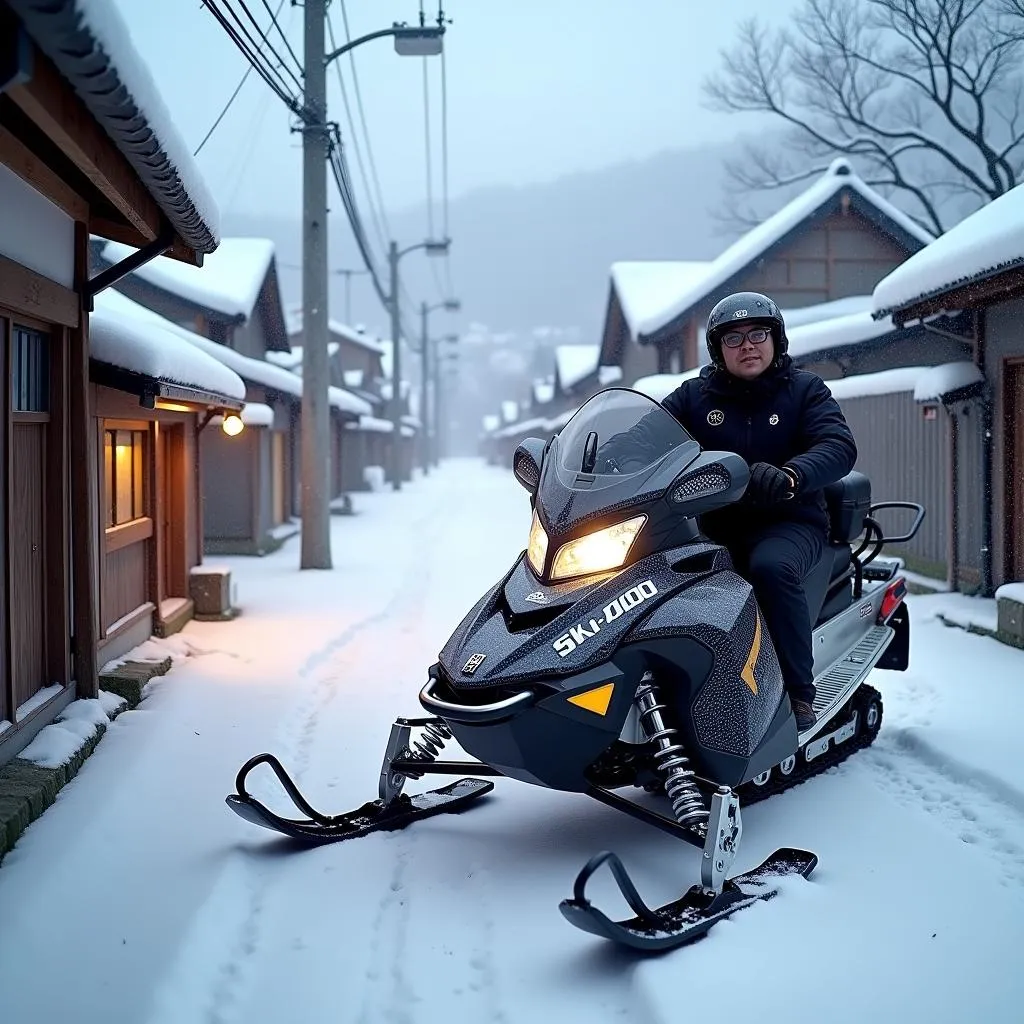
[300,0,331,569]
[335,267,367,323]
[388,241,402,491]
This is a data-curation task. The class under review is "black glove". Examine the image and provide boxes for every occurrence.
[747,462,796,506]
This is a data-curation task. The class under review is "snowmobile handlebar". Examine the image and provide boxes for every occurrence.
[419,678,536,723]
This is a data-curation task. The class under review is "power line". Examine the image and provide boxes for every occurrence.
[337,1,393,243]
[258,0,303,84]
[326,9,390,258]
[228,0,305,96]
[194,0,289,156]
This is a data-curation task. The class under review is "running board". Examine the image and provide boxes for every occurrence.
[801,624,893,742]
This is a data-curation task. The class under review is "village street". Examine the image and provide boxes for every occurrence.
[1,460,1024,1024]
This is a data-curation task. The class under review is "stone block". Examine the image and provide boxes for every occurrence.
[997,596,1024,641]
[99,657,172,708]
[190,566,232,617]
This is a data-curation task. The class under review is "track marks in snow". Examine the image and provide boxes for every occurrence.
[865,729,1024,889]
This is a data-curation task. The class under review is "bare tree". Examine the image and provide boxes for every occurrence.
[704,0,1024,234]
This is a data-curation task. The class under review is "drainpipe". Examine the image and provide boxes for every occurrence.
[976,309,995,597]
[943,404,959,592]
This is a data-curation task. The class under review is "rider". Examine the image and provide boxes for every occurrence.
[661,292,858,731]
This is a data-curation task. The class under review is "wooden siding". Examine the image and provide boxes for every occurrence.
[837,391,949,572]
[10,421,47,706]
[201,429,256,542]
[103,538,147,631]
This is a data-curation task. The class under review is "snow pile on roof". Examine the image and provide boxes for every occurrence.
[287,311,388,355]
[611,261,712,336]
[482,414,501,433]
[638,160,933,338]
[826,366,926,400]
[598,365,624,385]
[25,0,220,247]
[91,289,245,400]
[873,184,1024,315]
[501,400,519,424]
[240,403,274,427]
[266,342,340,374]
[782,295,874,329]
[632,367,703,403]
[913,361,983,402]
[555,344,600,390]
[788,309,895,360]
[103,238,275,318]
[346,415,393,433]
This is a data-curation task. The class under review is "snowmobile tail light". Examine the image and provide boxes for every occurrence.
[527,511,548,575]
[879,577,907,624]
[550,515,646,581]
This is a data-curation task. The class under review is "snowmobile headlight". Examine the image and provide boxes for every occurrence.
[527,511,548,575]
[550,515,646,581]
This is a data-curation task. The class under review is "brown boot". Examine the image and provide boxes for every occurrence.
[792,699,817,731]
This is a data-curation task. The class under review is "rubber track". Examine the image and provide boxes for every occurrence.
[734,683,883,807]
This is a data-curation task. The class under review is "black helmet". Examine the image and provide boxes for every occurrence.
[705,291,788,367]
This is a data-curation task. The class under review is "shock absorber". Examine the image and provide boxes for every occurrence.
[398,719,452,780]
[379,717,453,805]
[635,675,708,827]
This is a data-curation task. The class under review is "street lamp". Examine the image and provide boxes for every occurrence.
[298,5,446,569]
[419,298,461,474]
[387,237,451,490]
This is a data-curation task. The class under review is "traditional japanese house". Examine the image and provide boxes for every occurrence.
[0,0,223,761]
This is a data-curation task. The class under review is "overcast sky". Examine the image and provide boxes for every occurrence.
[112,1,798,221]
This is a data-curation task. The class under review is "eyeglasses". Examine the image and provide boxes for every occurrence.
[721,326,771,349]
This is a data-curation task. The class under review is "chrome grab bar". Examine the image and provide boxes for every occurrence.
[419,677,534,723]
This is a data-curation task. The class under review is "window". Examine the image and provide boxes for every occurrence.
[12,327,49,412]
[104,429,147,528]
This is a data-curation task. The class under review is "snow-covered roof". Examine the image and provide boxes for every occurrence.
[346,415,393,433]
[555,344,600,391]
[873,184,1024,317]
[637,160,934,339]
[102,286,370,416]
[493,415,550,440]
[598,365,624,386]
[90,289,244,401]
[501,400,519,424]
[240,403,274,427]
[12,0,219,253]
[632,367,703,403]
[782,295,874,329]
[266,343,340,374]
[787,310,896,360]
[287,312,388,356]
[103,238,275,319]
[826,361,983,402]
[482,414,501,433]
[610,261,712,337]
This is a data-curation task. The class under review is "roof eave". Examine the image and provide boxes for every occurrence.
[884,261,1024,326]
[89,360,243,411]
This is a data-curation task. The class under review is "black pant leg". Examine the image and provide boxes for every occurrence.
[744,522,826,704]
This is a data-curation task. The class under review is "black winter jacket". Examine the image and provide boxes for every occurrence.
[661,357,857,540]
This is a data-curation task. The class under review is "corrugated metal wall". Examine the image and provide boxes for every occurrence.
[837,391,949,573]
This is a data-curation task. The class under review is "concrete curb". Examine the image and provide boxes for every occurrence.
[0,657,171,865]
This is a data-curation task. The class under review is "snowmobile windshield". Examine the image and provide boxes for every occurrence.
[556,389,693,481]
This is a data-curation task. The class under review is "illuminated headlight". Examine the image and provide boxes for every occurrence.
[550,515,646,581]
[527,511,548,575]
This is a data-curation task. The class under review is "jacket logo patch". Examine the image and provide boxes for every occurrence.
[769,413,779,426]
[707,409,725,426]
[463,653,487,675]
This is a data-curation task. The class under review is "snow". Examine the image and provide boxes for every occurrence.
[346,415,393,433]
[18,698,110,769]
[781,294,874,329]
[638,159,934,338]
[825,366,927,400]
[633,366,703,402]
[913,361,984,402]
[102,238,275,319]
[265,342,340,373]
[501,400,520,424]
[610,260,712,336]
[928,592,1000,634]
[787,309,896,360]
[532,379,555,405]
[16,683,62,722]
[72,0,219,238]
[482,414,501,434]
[232,404,273,427]
[555,344,600,390]
[1,464,1023,1022]
[286,313,388,356]
[598,364,623,385]
[328,385,371,417]
[91,289,246,401]
[996,583,1024,604]
[873,183,1024,316]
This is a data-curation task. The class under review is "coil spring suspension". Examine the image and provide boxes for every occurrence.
[398,719,453,780]
[635,677,708,827]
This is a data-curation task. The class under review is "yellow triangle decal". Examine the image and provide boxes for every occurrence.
[567,682,615,716]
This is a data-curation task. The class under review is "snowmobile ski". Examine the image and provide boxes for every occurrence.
[559,846,817,952]
[225,752,493,844]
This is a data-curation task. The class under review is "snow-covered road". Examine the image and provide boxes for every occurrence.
[2,460,1024,1024]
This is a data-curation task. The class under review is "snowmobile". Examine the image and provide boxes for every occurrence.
[226,387,924,951]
